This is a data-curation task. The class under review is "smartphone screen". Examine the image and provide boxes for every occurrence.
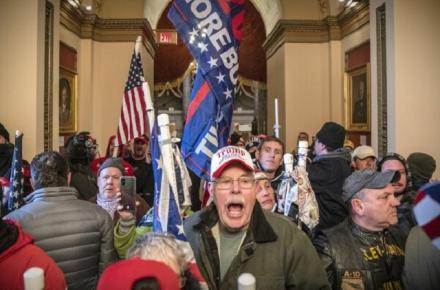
[120,176,137,212]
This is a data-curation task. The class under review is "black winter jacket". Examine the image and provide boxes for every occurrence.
[313,219,406,290]
[307,149,352,230]
[5,186,117,290]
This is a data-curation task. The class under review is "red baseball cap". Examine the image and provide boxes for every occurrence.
[210,146,255,179]
[97,258,180,290]
[134,135,149,144]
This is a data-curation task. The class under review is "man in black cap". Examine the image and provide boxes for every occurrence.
[313,170,406,290]
[0,123,13,177]
[407,152,436,191]
[307,122,352,230]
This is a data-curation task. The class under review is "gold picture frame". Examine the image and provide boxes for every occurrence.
[345,64,371,131]
[59,67,77,134]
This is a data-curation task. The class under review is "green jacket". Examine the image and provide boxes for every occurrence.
[184,202,331,290]
[113,220,151,258]
[113,207,193,258]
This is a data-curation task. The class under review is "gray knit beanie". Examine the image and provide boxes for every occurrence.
[97,158,124,176]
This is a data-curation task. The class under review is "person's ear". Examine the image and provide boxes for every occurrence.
[255,149,261,160]
[351,199,364,215]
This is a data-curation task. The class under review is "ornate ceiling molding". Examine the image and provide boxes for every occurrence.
[60,0,156,57]
[263,1,369,59]
[338,1,370,38]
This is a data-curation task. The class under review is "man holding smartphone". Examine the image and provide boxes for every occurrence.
[91,158,149,224]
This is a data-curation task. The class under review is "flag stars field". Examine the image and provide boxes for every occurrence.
[223,88,232,99]
[216,72,225,83]
[197,42,208,53]
[208,57,218,68]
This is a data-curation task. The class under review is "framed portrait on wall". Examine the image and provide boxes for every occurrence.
[59,67,77,134]
[345,64,370,131]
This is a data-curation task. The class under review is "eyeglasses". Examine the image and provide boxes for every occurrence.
[213,176,255,190]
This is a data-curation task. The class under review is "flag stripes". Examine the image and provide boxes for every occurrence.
[116,51,148,146]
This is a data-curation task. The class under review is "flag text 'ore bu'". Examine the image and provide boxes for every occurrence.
[168,0,246,180]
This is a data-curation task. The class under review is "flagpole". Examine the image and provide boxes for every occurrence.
[135,35,155,136]
[273,98,280,138]
[135,35,142,55]
[158,114,179,198]
[143,82,155,136]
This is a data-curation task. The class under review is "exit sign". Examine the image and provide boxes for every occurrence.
[156,30,177,44]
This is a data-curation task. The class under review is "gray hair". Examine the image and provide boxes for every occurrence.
[126,232,187,274]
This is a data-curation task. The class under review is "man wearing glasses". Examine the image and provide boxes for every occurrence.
[313,170,406,290]
[184,146,330,290]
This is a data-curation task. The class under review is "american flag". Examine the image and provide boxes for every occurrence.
[7,133,24,212]
[115,48,149,146]
[413,182,440,249]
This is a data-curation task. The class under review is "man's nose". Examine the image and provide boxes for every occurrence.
[390,194,401,207]
[260,188,268,196]
[231,179,241,193]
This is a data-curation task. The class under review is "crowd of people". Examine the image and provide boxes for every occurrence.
[0,121,439,290]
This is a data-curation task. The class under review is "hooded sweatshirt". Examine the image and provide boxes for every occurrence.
[307,148,352,230]
[0,220,66,290]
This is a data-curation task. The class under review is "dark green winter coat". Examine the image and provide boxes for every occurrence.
[184,202,330,290]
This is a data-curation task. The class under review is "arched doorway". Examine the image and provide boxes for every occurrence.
[152,1,268,136]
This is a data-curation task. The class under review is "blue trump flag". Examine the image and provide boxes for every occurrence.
[168,0,246,179]
[7,133,24,212]
[151,122,186,240]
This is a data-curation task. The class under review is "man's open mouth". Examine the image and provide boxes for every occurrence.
[226,202,244,217]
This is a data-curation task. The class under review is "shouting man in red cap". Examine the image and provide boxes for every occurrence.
[184,146,330,290]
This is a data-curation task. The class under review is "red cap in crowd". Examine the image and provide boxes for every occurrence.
[97,258,180,290]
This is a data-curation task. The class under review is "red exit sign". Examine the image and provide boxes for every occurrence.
[156,30,177,44]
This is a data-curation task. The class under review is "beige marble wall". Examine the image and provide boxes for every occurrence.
[100,0,144,18]
[283,42,331,151]
[266,46,286,140]
[0,0,52,161]
[59,24,154,155]
[370,0,440,178]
